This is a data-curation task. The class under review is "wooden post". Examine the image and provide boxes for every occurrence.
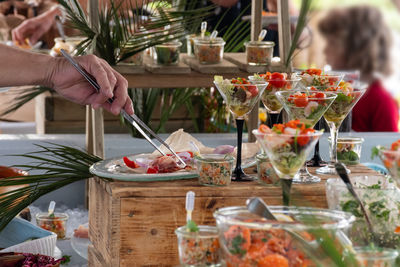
[277,0,292,72]
[247,0,263,142]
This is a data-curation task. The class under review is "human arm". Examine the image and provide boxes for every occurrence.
[12,5,61,45]
[0,44,133,115]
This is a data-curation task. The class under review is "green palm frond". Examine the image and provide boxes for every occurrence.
[0,86,53,117]
[285,0,313,67]
[58,0,214,65]
[0,143,102,231]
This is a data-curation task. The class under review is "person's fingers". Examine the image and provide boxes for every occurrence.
[78,55,113,102]
[109,72,129,115]
[29,28,44,45]
[123,97,134,115]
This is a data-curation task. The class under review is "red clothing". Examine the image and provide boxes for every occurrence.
[352,80,399,132]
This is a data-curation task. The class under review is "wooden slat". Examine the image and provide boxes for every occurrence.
[182,56,240,74]
[113,63,146,74]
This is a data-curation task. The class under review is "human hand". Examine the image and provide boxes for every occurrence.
[12,7,57,45]
[47,55,134,116]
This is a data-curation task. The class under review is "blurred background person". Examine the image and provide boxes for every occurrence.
[319,5,399,132]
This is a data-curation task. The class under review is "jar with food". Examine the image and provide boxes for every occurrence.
[154,41,182,65]
[175,225,221,266]
[195,154,234,186]
[36,213,68,239]
[122,51,144,65]
[244,40,274,65]
[329,137,364,165]
[256,153,279,185]
[194,37,225,64]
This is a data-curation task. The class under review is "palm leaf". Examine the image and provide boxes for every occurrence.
[285,0,313,67]
[0,143,102,232]
[0,86,53,117]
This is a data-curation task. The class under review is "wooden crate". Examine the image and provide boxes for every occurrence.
[88,165,378,267]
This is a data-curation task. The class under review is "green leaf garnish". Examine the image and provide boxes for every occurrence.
[186,220,199,232]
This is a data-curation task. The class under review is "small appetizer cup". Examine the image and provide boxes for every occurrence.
[329,137,364,165]
[256,153,280,185]
[186,34,197,57]
[122,51,144,65]
[36,212,68,239]
[244,40,275,65]
[175,225,221,267]
[355,247,399,267]
[195,154,234,186]
[154,41,182,65]
[194,37,225,64]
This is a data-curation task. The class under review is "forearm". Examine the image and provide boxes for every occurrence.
[0,44,55,87]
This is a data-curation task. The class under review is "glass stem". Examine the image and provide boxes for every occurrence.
[281,179,293,206]
[235,118,244,170]
[329,122,339,165]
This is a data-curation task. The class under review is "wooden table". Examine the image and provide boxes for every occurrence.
[88,164,380,267]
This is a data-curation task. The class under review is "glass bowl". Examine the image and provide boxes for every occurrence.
[355,247,399,267]
[244,41,274,65]
[36,213,68,239]
[186,34,198,56]
[256,153,280,185]
[195,154,234,186]
[379,149,400,187]
[326,176,400,247]
[175,225,221,266]
[328,137,364,165]
[194,37,225,64]
[298,71,344,89]
[214,206,355,266]
[154,41,182,65]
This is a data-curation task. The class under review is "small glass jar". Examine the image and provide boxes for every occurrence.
[245,40,274,65]
[175,225,221,267]
[195,154,234,186]
[194,37,225,64]
[329,137,364,165]
[122,51,144,65]
[36,212,68,239]
[154,41,182,65]
[355,247,399,267]
[186,34,197,56]
[256,153,280,185]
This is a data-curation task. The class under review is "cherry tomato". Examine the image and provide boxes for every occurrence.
[293,95,308,107]
[269,72,286,88]
[146,167,158,174]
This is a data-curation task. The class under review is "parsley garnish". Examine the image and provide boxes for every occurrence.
[229,235,247,256]
[186,220,199,232]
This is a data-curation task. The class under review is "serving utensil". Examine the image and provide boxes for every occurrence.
[55,15,66,42]
[59,49,186,168]
[48,201,56,216]
[185,191,195,222]
[258,29,267,42]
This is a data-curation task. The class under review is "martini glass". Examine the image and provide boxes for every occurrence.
[253,128,323,205]
[316,82,367,175]
[214,77,267,181]
[298,71,344,167]
[249,73,301,125]
[379,148,400,188]
[276,90,337,183]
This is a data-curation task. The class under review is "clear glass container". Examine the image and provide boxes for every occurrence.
[326,176,400,247]
[214,206,355,267]
[194,37,225,64]
[329,137,364,165]
[36,212,68,239]
[175,225,221,267]
[355,247,399,267]
[195,154,234,186]
[244,40,274,65]
[122,51,144,65]
[256,153,279,185]
[154,41,182,65]
[186,34,197,57]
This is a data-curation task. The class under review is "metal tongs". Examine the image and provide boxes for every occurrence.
[60,49,186,168]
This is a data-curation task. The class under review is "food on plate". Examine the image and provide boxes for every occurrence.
[299,68,343,89]
[175,224,220,266]
[194,37,225,64]
[36,213,68,239]
[245,41,274,65]
[214,76,262,117]
[0,252,63,267]
[253,121,322,178]
[155,41,182,65]
[196,154,234,186]
[250,72,301,113]
[74,224,89,239]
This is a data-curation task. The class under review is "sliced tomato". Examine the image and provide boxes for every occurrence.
[269,72,286,88]
[304,68,322,76]
[391,140,400,151]
[247,85,259,96]
[293,95,308,107]
[123,156,140,169]
[146,167,158,173]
